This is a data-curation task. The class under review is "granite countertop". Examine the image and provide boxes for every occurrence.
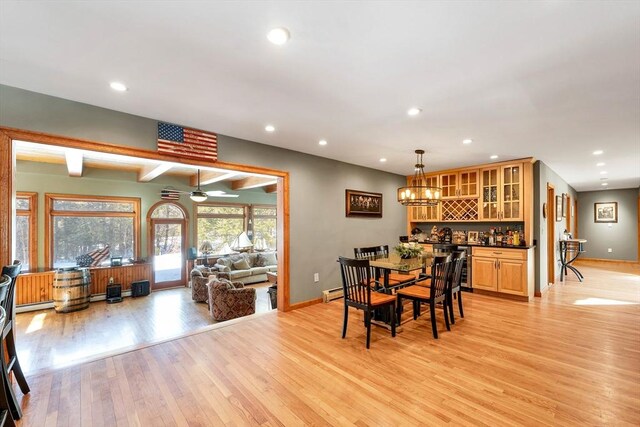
[416,241,535,250]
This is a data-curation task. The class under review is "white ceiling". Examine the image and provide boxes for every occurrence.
[1,1,639,191]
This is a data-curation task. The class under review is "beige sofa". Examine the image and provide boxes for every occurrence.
[213,251,277,285]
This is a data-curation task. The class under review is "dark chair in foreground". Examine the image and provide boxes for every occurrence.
[0,275,15,427]
[1,262,29,420]
[395,255,452,339]
[448,251,466,324]
[338,256,396,349]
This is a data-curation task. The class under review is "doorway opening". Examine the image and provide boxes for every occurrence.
[149,202,188,290]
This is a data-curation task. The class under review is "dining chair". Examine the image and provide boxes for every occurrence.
[337,256,396,349]
[353,246,403,288]
[396,255,452,339]
[0,262,28,421]
[0,275,15,427]
[448,251,466,324]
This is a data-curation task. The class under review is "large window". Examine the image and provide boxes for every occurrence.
[196,205,246,255]
[45,194,141,268]
[252,206,277,251]
[15,192,37,271]
[196,204,277,254]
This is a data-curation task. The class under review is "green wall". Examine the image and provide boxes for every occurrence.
[2,85,407,304]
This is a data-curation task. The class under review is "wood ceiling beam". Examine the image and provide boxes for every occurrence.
[65,150,83,177]
[231,177,278,190]
[264,184,277,193]
[138,163,172,182]
[190,170,238,186]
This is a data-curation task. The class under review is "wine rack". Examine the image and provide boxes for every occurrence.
[441,199,479,221]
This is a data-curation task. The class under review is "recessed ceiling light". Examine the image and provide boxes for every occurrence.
[592,150,603,155]
[601,182,608,186]
[462,139,473,144]
[596,162,605,167]
[407,108,422,116]
[379,158,387,162]
[490,155,499,159]
[265,125,275,132]
[267,28,290,45]
[109,82,127,92]
[600,171,608,175]
[318,140,327,146]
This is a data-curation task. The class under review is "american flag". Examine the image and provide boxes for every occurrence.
[157,122,218,162]
[76,245,111,267]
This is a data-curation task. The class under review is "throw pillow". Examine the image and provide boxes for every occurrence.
[191,268,203,277]
[255,254,266,267]
[216,258,232,268]
[261,252,277,266]
[233,258,251,270]
[217,278,235,290]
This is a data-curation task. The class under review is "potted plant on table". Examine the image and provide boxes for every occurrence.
[394,242,424,259]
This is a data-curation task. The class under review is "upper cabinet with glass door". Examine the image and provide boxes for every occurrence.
[480,163,523,221]
[440,169,479,199]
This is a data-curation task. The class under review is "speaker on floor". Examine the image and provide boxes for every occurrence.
[106,283,123,304]
[131,280,150,298]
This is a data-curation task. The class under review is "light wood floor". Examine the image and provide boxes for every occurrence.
[12,266,640,426]
[15,283,274,375]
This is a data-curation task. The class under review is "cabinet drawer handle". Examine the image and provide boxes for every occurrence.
[493,252,502,255]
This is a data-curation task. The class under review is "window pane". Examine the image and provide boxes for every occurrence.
[151,204,184,218]
[253,217,277,250]
[197,206,244,215]
[197,217,244,254]
[16,198,30,210]
[53,200,134,212]
[52,216,134,268]
[253,207,276,216]
[15,216,30,270]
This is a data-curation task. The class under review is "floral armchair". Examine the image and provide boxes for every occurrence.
[190,265,216,303]
[206,277,256,321]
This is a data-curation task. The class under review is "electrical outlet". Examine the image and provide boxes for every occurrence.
[313,273,319,282]
[608,248,613,253]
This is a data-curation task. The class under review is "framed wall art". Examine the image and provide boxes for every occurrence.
[345,189,382,217]
[561,193,568,218]
[555,195,563,222]
[594,201,618,223]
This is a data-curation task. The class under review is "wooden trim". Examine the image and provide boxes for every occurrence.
[147,201,189,288]
[565,195,571,233]
[574,199,579,238]
[546,183,555,287]
[277,175,290,311]
[575,257,640,265]
[523,161,534,243]
[44,193,142,269]
[637,193,639,262]
[16,191,38,269]
[288,297,323,311]
[1,126,291,311]
[535,283,550,297]
[0,133,14,267]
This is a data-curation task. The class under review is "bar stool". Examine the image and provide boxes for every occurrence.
[0,274,15,427]
[1,263,29,421]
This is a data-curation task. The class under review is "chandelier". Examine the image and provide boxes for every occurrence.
[397,149,442,206]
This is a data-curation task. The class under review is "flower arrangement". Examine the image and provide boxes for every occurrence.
[394,242,423,259]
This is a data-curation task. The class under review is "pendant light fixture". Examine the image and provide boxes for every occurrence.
[190,170,208,203]
[397,149,442,206]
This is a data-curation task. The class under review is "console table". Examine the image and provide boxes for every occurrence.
[559,239,587,282]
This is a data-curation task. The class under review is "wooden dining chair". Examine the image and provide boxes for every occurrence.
[0,262,28,421]
[0,275,15,427]
[337,256,396,349]
[448,251,466,324]
[396,255,452,339]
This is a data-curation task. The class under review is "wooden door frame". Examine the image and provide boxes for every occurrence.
[546,184,555,287]
[147,201,189,290]
[0,126,291,310]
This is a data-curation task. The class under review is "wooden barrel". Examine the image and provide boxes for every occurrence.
[53,268,91,313]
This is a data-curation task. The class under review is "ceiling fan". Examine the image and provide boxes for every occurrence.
[160,170,239,201]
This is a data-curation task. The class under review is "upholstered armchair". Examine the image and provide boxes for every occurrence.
[190,266,215,303]
[206,277,256,321]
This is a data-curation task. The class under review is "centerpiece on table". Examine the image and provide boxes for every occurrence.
[394,242,424,259]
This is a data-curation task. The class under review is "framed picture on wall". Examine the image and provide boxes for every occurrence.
[561,193,568,218]
[467,231,479,243]
[345,189,383,217]
[594,202,618,223]
[555,195,563,222]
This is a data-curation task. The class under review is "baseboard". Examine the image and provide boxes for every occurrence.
[535,284,550,297]
[288,297,323,311]
[575,257,639,264]
[16,290,133,313]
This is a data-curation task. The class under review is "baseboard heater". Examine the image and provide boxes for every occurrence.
[322,287,343,303]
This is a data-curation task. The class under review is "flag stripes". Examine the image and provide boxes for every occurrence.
[157,122,218,161]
